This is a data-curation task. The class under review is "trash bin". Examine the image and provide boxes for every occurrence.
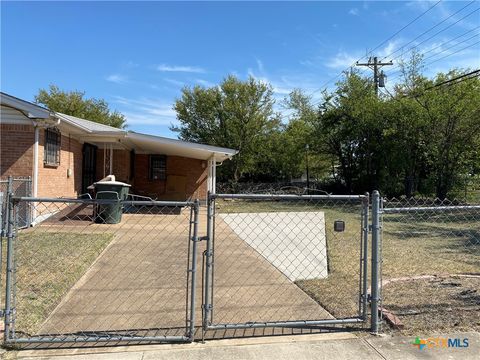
[94,180,131,224]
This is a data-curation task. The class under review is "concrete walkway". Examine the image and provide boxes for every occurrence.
[12,332,480,360]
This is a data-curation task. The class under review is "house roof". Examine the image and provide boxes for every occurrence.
[56,112,124,133]
[1,91,237,162]
[0,92,51,119]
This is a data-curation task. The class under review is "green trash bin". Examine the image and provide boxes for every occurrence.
[94,181,131,224]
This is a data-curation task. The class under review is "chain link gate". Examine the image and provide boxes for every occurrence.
[201,192,381,337]
[2,195,201,347]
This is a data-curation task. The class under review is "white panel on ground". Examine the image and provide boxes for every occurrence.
[220,212,328,281]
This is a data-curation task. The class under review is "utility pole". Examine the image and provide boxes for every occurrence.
[356,56,393,96]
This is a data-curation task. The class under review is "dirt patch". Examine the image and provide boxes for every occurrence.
[382,276,480,334]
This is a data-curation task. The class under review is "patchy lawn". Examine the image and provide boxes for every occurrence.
[382,276,480,334]
[215,199,480,333]
[5,231,113,335]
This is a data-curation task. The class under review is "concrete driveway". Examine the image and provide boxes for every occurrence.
[38,208,331,338]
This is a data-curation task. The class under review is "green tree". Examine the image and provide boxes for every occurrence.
[35,85,126,128]
[314,70,385,193]
[172,75,279,182]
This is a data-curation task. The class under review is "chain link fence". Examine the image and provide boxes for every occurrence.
[202,193,374,337]
[0,177,32,236]
[9,183,477,345]
[2,195,201,346]
[381,197,480,333]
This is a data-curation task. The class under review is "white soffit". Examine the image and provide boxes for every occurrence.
[126,132,237,161]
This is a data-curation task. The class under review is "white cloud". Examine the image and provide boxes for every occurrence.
[156,64,206,73]
[326,51,360,69]
[349,8,359,16]
[196,79,214,87]
[106,74,128,84]
[164,78,185,87]
[112,96,178,127]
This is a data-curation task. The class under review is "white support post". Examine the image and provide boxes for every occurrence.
[207,155,216,195]
[103,145,106,178]
[212,155,216,195]
[32,125,39,222]
[109,144,113,175]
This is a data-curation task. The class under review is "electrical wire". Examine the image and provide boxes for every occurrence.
[380,1,477,61]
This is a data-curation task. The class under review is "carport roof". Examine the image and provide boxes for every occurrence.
[56,112,237,162]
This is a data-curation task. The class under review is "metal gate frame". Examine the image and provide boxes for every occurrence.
[202,192,382,334]
[2,196,201,346]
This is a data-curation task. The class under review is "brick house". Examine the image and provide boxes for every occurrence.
[1,92,237,203]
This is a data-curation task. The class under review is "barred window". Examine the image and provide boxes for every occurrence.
[44,128,61,166]
[149,155,166,180]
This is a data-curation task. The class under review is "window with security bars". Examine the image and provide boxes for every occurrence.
[149,155,166,180]
[44,128,61,166]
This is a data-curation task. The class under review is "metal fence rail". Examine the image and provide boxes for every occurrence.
[202,192,375,336]
[380,197,480,333]
[3,196,200,347]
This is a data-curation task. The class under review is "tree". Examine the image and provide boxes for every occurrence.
[35,85,126,128]
[172,75,279,182]
[314,70,385,193]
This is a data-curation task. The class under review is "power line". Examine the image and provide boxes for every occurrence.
[380,1,477,61]
[299,0,445,100]
[425,39,480,65]
[385,7,480,64]
[368,0,442,56]
[279,1,478,120]
[387,34,480,81]
[423,33,480,62]
[421,26,480,57]
[426,69,480,89]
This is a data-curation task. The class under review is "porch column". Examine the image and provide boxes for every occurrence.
[103,143,114,177]
[207,155,216,194]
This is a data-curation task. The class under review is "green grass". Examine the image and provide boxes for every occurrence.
[3,231,113,335]
[215,199,480,333]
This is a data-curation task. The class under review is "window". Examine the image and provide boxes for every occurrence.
[149,155,166,180]
[44,128,61,166]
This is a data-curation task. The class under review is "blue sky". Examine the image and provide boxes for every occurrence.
[2,1,479,137]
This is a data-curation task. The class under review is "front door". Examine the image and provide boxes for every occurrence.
[82,143,97,193]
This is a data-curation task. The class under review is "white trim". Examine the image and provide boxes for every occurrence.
[0,92,51,119]
[126,132,237,159]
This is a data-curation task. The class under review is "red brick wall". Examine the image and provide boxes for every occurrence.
[0,124,34,177]
[133,154,207,200]
[37,129,83,198]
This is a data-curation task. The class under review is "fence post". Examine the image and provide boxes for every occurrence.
[203,193,213,331]
[370,190,381,333]
[188,199,200,341]
[4,176,15,342]
[361,192,369,320]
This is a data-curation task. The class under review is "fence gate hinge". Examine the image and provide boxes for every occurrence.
[196,236,208,242]
[202,304,213,311]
